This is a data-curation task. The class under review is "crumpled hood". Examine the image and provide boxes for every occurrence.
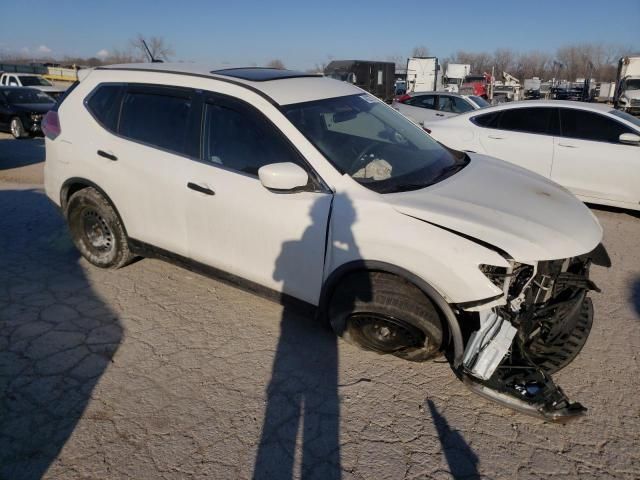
[385,154,603,261]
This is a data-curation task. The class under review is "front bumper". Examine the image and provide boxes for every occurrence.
[455,254,599,421]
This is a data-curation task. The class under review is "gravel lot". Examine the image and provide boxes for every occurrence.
[1,132,639,479]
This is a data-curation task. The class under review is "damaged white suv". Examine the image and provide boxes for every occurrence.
[43,64,606,420]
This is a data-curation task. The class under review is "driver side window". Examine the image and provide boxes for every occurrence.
[203,100,304,176]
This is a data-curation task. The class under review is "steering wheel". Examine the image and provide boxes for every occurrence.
[348,143,378,175]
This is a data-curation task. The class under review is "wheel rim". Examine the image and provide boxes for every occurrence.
[10,120,19,137]
[347,313,427,354]
[82,209,114,254]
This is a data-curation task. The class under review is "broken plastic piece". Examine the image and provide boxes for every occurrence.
[462,311,517,380]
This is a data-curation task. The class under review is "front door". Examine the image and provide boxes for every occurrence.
[551,108,640,205]
[184,94,332,305]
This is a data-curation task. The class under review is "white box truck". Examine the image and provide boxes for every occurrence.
[406,57,442,93]
[614,55,640,115]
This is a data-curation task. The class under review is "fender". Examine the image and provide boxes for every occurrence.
[319,259,465,366]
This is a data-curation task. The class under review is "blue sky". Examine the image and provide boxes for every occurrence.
[2,0,639,69]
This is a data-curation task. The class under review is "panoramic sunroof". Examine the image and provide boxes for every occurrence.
[211,68,320,82]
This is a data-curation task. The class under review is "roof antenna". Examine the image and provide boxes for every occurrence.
[142,39,163,63]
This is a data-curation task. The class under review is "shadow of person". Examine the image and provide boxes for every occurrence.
[253,194,364,480]
[0,187,122,479]
[631,278,640,319]
[427,400,479,480]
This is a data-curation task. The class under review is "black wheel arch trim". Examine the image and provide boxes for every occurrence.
[319,260,465,366]
[60,177,130,238]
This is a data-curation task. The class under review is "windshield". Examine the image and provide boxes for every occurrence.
[283,94,468,193]
[19,76,52,87]
[469,95,490,108]
[610,109,640,128]
[624,79,640,90]
[2,88,55,104]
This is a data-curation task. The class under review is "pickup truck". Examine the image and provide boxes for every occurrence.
[0,73,67,100]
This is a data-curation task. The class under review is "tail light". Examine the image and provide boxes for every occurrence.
[396,94,412,103]
[42,111,61,140]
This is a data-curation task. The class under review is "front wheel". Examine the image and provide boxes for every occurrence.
[329,271,444,362]
[10,117,28,139]
[66,187,134,269]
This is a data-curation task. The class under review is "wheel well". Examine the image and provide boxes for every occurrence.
[320,262,464,364]
[59,179,129,238]
[61,182,89,212]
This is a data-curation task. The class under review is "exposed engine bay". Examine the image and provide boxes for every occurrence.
[457,253,601,421]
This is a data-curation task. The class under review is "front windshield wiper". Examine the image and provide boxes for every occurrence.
[385,156,470,194]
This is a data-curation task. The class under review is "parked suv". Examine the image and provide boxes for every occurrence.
[43,64,606,420]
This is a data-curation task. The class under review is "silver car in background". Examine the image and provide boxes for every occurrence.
[392,92,489,124]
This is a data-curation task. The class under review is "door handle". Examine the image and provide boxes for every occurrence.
[187,182,215,195]
[557,143,578,148]
[97,150,117,161]
[488,135,504,139]
[435,113,445,116]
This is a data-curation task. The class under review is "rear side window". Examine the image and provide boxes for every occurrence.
[496,107,554,134]
[86,84,124,130]
[405,95,436,109]
[439,96,474,114]
[119,89,192,155]
[471,111,500,128]
[203,100,303,176]
[560,109,633,143]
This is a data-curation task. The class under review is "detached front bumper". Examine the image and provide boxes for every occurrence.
[454,254,600,421]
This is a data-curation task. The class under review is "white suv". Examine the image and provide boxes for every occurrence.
[43,64,606,420]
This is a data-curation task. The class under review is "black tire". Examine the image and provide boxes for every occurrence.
[10,117,28,139]
[328,271,444,362]
[66,187,134,269]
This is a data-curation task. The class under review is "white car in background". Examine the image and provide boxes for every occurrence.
[425,100,640,211]
[392,92,489,124]
[43,64,606,420]
[0,73,67,99]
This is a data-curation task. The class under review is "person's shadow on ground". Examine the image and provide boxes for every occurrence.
[427,400,479,479]
[0,188,122,479]
[253,195,367,479]
[631,278,640,319]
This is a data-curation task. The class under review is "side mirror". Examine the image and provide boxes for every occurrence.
[619,133,640,145]
[258,162,309,192]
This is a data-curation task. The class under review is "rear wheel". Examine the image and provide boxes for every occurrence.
[329,271,444,362]
[10,117,28,139]
[66,187,134,269]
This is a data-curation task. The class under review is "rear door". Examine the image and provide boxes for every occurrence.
[396,94,438,124]
[552,108,639,205]
[436,95,475,119]
[476,107,555,177]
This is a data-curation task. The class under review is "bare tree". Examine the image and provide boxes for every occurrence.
[386,54,405,69]
[411,45,430,57]
[493,48,515,75]
[266,59,286,69]
[130,34,174,62]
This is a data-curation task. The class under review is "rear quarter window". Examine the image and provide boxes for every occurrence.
[471,111,500,128]
[85,84,125,132]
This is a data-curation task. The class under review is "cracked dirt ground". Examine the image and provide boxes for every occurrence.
[1,134,639,479]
